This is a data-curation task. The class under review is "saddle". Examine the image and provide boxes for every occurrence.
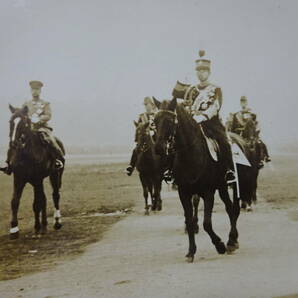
[200,126,219,162]
[201,127,251,166]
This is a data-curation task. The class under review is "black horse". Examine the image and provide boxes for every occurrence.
[2,105,65,239]
[134,121,163,215]
[154,98,241,262]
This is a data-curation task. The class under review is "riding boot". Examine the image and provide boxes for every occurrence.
[205,118,236,184]
[126,147,138,176]
[0,147,13,175]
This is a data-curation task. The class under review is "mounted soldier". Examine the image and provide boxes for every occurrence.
[0,80,65,175]
[229,96,271,165]
[125,96,158,176]
[171,50,235,183]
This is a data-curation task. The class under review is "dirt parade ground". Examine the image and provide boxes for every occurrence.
[0,155,298,298]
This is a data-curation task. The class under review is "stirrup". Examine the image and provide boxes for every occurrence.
[225,170,236,185]
[163,170,174,184]
[125,166,134,176]
[55,159,64,170]
[0,162,12,175]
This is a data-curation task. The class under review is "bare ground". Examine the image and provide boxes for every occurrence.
[0,156,298,298]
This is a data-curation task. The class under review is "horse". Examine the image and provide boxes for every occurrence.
[154,98,241,262]
[3,105,65,239]
[237,118,261,211]
[134,121,163,215]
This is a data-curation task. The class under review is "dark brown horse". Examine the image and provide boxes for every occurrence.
[3,105,65,239]
[154,98,240,262]
[134,121,163,215]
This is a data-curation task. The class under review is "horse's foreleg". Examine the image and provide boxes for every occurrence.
[178,188,196,262]
[203,191,226,254]
[154,178,162,211]
[193,195,200,234]
[140,174,150,215]
[218,187,239,253]
[33,183,47,235]
[50,172,63,229]
[10,176,26,239]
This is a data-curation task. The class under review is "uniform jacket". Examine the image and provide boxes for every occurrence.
[230,109,258,135]
[184,83,223,120]
[23,99,51,125]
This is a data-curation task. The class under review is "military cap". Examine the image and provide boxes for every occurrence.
[29,80,43,88]
[240,95,247,102]
[195,50,211,71]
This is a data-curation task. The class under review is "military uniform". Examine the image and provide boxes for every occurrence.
[22,98,64,158]
[229,97,271,163]
[172,51,234,177]
[1,81,64,175]
[230,107,258,137]
[126,97,157,175]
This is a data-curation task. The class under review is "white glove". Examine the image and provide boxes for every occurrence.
[193,114,208,123]
[31,114,40,124]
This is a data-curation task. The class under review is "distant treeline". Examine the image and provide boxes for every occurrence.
[0,143,297,155]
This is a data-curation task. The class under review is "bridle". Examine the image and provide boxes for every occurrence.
[9,115,30,150]
[155,109,201,155]
[137,125,156,153]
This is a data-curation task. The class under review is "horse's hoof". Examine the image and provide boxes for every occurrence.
[144,210,149,216]
[246,206,252,212]
[54,222,62,230]
[216,242,226,254]
[41,227,47,235]
[194,225,199,234]
[185,253,194,263]
[226,245,237,254]
[9,232,19,240]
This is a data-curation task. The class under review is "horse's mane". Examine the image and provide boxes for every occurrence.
[176,104,199,135]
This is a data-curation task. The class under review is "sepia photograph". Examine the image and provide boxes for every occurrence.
[0,0,297,297]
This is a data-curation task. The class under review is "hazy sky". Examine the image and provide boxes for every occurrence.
[1,0,297,148]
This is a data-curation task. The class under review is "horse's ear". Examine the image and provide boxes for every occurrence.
[133,120,138,127]
[152,96,161,109]
[9,104,16,113]
[168,98,177,111]
[22,105,29,115]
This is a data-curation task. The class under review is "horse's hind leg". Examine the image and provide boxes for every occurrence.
[10,176,26,239]
[202,191,226,254]
[218,187,239,253]
[50,171,63,230]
